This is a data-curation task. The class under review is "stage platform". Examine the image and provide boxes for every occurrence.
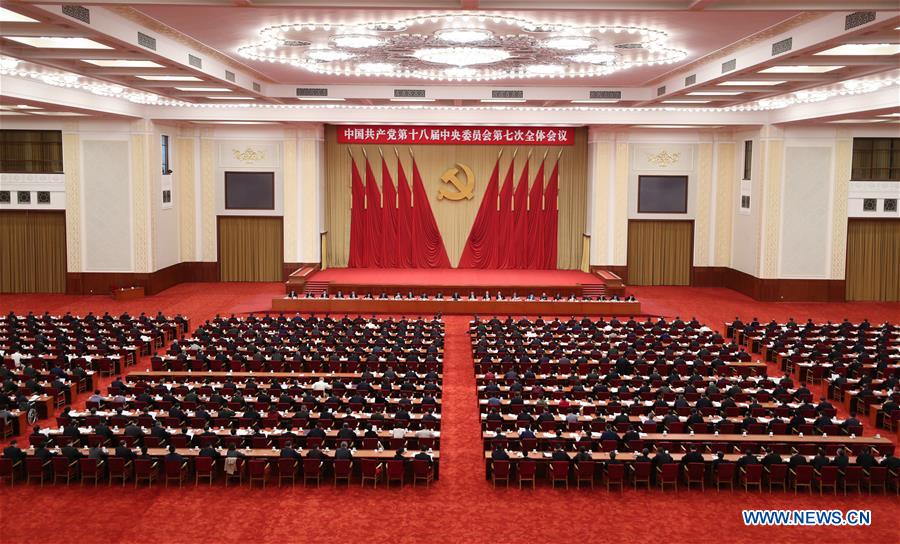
[275,268,639,315]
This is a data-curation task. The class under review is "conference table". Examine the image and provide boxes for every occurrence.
[126,371,442,383]
[272,297,642,316]
[482,450,871,479]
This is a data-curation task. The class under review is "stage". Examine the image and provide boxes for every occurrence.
[275,268,639,315]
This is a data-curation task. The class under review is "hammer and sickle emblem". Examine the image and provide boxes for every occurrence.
[438,163,475,201]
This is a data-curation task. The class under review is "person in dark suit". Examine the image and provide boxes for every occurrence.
[334,441,353,460]
[60,441,84,462]
[551,447,570,462]
[33,441,55,462]
[760,447,783,467]
[855,446,878,470]
[634,448,652,464]
[279,441,301,460]
[113,439,136,461]
[163,444,185,464]
[810,448,830,471]
[681,446,704,466]
[491,445,510,461]
[573,446,592,463]
[831,447,850,471]
[2,439,25,463]
[413,450,433,463]
[736,449,758,468]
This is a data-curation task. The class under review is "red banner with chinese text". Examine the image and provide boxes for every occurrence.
[336,125,575,146]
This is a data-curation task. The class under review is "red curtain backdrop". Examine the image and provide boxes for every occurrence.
[458,154,501,268]
[364,155,383,267]
[381,155,398,268]
[411,156,452,268]
[508,159,529,269]
[494,158,515,268]
[396,157,414,268]
[527,160,545,269]
[542,160,560,269]
[348,156,367,267]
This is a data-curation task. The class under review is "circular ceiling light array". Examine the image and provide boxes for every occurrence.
[237,13,688,81]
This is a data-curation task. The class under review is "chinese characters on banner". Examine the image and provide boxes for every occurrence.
[337,125,575,146]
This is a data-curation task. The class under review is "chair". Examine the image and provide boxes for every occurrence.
[248,459,270,488]
[817,466,839,495]
[134,459,158,487]
[224,457,244,487]
[549,461,569,488]
[333,460,353,486]
[740,464,763,492]
[605,463,625,492]
[766,464,788,492]
[360,458,382,488]
[277,458,298,487]
[52,457,78,485]
[0,458,19,486]
[25,458,50,486]
[164,458,188,487]
[194,456,215,486]
[412,459,434,487]
[715,463,736,492]
[303,459,323,487]
[791,465,814,493]
[79,458,103,487]
[491,460,510,488]
[385,459,405,487]
[518,460,537,489]
[657,463,678,491]
[864,466,887,494]
[842,466,863,495]
[575,461,595,489]
[107,457,132,487]
[684,463,705,490]
[630,462,652,489]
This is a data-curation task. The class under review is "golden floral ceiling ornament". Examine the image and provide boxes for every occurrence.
[647,149,680,167]
[233,147,265,164]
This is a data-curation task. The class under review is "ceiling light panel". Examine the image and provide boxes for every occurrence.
[0,7,38,23]
[82,59,164,68]
[5,36,111,49]
[687,91,744,96]
[718,80,786,86]
[815,44,900,56]
[758,65,844,74]
[204,96,255,100]
[136,75,202,81]
[174,87,231,92]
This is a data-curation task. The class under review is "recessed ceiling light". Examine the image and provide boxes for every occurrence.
[635,125,700,129]
[541,35,597,51]
[82,59,164,68]
[662,100,711,104]
[331,34,382,49]
[570,99,619,103]
[687,91,743,96]
[718,80,786,86]
[434,28,494,44]
[758,65,844,74]
[877,113,900,117]
[30,111,89,116]
[389,98,436,102]
[0,7,38,23]
[5,36,111,49]
[136,75,202,81]
[480,98,526,103]
[826,119,889,124]
[191,121,280,125]
[0,111,27,116]
[204,96,255,100]
[175,87,231,92]
[413,47,509,67]
[0,104,41,110]
[296,97,345,101]
[815,44,900,56]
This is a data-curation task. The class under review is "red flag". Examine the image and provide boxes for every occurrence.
[507,159,529,269]
[364,154,383,267]
[493,157,515,268]
[411,156,451,268]
[348,155,367,268]
[542,159,559,269]
[458,155,501,268]
[381,155,398,268]
[396,155,413,268]
[527,159,545,269]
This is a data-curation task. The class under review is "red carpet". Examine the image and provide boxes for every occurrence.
[310,268,603,286]
[1,284,898,544]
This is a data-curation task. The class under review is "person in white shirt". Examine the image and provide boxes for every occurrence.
[311,379,330,392]
[391,426,407,439]
[415,427,434,439]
